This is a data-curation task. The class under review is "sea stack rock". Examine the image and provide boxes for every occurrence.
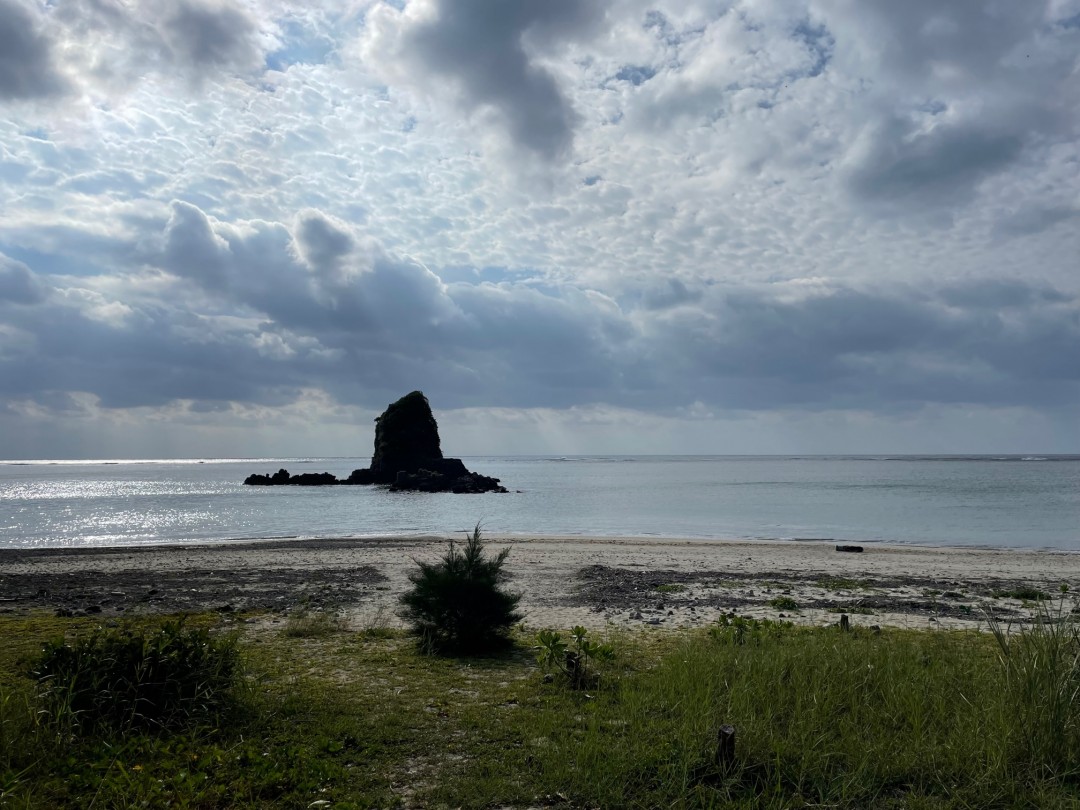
[243,391,507,493]
[369,390,446,483]
[349,391,507,493]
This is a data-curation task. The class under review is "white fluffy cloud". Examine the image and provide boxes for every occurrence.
[1,0,1078,455]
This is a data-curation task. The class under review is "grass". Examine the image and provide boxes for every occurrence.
[767,596,799,611]
[654,583,687,594]
[282,609,349,638]
[826,605,876,615]
[816,576,868,591]
[3,610,1080,808]
[992,586,1051,601]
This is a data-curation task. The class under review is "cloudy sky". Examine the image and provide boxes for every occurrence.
[1,0,1078,458]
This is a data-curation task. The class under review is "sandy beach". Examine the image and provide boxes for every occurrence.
[2,535,1078,632]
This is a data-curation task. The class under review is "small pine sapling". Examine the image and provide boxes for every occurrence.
[400,524,522,654]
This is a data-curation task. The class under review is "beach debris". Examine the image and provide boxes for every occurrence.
[835,544,864,553]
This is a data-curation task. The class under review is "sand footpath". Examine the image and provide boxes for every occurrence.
[2,535,1078,632]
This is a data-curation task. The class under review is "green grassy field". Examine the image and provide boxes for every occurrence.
[2,609,1079,808]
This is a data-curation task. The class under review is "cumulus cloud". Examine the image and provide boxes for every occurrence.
[2,205,1078,428]
[816,0,1080,211]
[295,210,355,272]
[0,0,68,100]
[33,0,271,98]
[160,0,264,74]
[1,1,1079,453]
[0,253,48,304]
[363,0,608,160]
[842,117,1026,211]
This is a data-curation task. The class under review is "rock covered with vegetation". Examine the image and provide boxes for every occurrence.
[243,391,507,493]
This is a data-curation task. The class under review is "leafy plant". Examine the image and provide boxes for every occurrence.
[709,614,793,645]
[400,524,522,654]
[536,626,615,689]
[29,619,240,736]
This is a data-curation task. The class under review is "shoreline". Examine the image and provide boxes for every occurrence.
[5,530,1079,556]
[2,535,1078,632]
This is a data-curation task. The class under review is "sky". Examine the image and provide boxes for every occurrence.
[0,0,1078,458]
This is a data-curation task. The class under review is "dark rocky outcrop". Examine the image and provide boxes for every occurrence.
[368,390,445,483]
[244,469,339,486]
[243,391,508,493]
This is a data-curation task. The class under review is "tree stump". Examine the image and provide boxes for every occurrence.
[840,613,850,632]
[715,724,736,769]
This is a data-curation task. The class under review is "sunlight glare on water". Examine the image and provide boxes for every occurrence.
[1,456,1078,551]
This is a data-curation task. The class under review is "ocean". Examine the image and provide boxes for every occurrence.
[1,456,1078,551]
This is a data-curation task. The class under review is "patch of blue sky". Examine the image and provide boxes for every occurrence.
[0,244,111,278]
[615,65,656,86]
[791,22,833,79]
[437,265,520,285]
[0,160,32,184]
[59,170,156,196]
[917,100,948,116]
[265,22,335,71]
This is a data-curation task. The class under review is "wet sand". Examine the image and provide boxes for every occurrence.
[2,536,1078,631]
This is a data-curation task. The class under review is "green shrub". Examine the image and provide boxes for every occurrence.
[767,596,799,611]
[30,619,240,735]
[536,626,615,689]
[400,525,522,654]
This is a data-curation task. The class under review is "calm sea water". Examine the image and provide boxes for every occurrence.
[1,456,1078,551]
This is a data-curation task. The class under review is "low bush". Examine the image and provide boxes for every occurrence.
[30,619,240,735]
[400,525,522,654]
[767,595,799,611]
[536,626,615,689]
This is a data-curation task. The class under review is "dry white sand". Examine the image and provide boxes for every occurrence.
[4,535,1078,633]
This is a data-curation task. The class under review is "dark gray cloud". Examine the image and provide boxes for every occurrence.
[651,280,1080,410]
[0,0,67,100]
[993,205,1080,239]
[2,205,1077,422]
[844,117,1025,210]
[0,253,48,304]
[821,0,1079,212]
[402,0,608,159]
[46,0,264,87]
[162,0,262,73]
[295,211,354,271]
[161,202,232,290]
[825,0,1047,83]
